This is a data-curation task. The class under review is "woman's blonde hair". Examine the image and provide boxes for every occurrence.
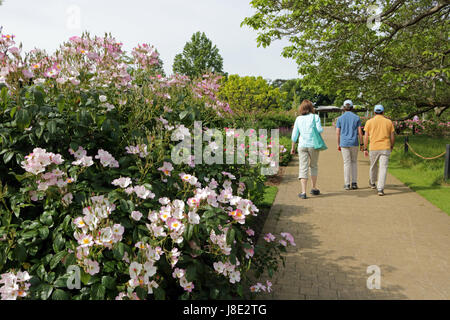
[298,99,315,115]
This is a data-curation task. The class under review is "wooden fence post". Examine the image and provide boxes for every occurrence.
[444,144,450,181]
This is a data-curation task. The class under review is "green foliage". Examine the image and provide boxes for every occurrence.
[276,79,335,110]
[173,32,224,78]
[218,74,287,115]
[393,119,450,136]
[0,45,290,301]
[242,0,450,119]
[278,136,293,167]
[221,108,296,132]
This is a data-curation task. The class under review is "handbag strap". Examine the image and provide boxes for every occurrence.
[311,114,317,131]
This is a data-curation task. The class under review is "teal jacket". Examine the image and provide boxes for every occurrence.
[291,114,323,148]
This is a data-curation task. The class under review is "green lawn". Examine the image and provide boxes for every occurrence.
[388,135,450,215]
[261,185,279,208]
[249,185,279,244]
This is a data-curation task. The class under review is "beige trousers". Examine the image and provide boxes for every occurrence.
[298,147,320,179]
[369,150,391,191]
[341,146,359,185]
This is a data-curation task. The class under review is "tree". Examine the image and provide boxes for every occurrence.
[269,78,287,89]
[218,74,287,114]
[242,0,450,119]
[278,79,335,110]
[173,31,224,78]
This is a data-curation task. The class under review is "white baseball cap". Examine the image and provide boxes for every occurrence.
[343,100,353,108]
[374,104,384,113]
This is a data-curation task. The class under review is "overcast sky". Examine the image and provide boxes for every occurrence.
[0,0,299,80]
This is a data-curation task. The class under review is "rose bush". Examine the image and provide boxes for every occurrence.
[393,119,450,136]
[0,31,293,300]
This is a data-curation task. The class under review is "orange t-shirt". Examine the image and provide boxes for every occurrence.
[364,115,394,151]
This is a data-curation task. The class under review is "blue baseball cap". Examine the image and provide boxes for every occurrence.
[374,104,384,113]
[343,100,353,108]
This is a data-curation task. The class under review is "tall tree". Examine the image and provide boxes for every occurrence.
[278,79,336,110]
[173,31,224,78]
[242,0,450,119]
[218,74,287,114]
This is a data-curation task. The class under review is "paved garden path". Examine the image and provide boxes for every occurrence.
[260,127,450,299]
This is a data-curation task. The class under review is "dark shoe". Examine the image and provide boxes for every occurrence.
[351,183,358,190]
[298,193,307,199]
[369,181,377,189]
[377,189,385,196]
[310,189,320,196]
[344,184,351,190]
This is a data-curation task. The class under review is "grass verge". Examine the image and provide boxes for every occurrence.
[388,135,450,215]
[250,185,279,243]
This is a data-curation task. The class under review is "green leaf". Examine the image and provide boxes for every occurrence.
[47,120,57,135]
[184,224,194,241]
[40,211,54,226]
[52,289,70,300]
[202,210,214,219]
[237,284,243,297]
[103,261,116,273]
[210,288,220,299]
[13,244,27,262]
[38,284,54,300]
[22,230,38,240]
[91,284,106,300]
[101,276,116,290]
[0,86,8,108]
[33,87,45,106]
[36,264,47,280]
[229,253,236,266]
[50,251,66,270]
[136,286,147,300]
[226,228,236,246]
[15,108,32,130]
[127,200,135,211]
[62,215,72,232]
[80,270,91,285]
[10,106,16,118]
[38,226,49,239]
[46,272,56,283]
[179,110,189,120]
[186,264,197,282]
[113,242,125,260]
[54,274,71,288]
[57,100,65,113]
[153,287,165,300]
[63,253,76,268]
[3,151,14,164]
[119,199,129,212]
[53,233,65,252]
[43,253,53,266]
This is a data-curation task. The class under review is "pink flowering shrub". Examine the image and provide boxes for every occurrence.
[0,31,293,300]
[393,119,450,136]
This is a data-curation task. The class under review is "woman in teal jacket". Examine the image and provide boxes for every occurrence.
[290,100,323,199]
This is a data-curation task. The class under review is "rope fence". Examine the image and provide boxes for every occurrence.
[405,142,446,160]
[403,137,450,180]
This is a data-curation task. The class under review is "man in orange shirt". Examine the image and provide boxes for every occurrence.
[363,105,395,196]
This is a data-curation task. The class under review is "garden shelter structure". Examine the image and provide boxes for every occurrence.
[315,105,370,126]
